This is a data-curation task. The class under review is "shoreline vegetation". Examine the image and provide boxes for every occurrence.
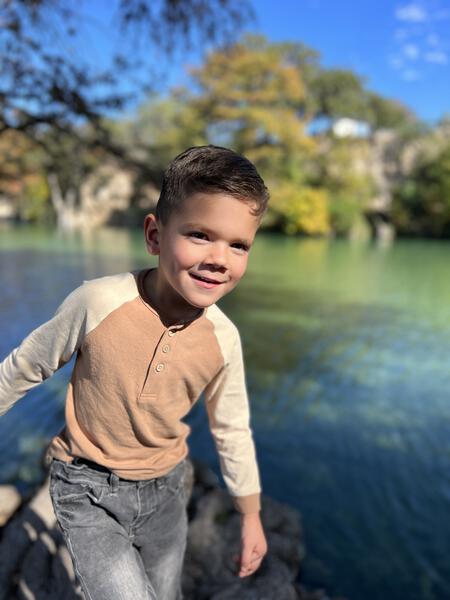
[2,32,449,242]
[0,456,346,600]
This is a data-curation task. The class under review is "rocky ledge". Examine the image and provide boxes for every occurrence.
[0,459,343,600]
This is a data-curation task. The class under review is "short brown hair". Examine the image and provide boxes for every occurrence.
[155,145,269,225]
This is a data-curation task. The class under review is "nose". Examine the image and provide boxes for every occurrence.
[205,242,228,268]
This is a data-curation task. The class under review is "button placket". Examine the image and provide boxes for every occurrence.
[139,326,181,397]
[138,326,166,397]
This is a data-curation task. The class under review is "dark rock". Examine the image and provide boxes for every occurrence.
[0,458,339,600]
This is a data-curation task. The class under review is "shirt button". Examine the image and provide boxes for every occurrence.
[162,344,170,353]
[156,363,164,372]
[168,330,176,337]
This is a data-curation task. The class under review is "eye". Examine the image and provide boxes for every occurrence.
[187,231,208,241]
[231,243,250,252]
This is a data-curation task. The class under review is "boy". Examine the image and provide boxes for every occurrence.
[0,145,269,600]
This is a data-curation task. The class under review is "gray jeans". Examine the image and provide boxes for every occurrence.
[49,457,188,600]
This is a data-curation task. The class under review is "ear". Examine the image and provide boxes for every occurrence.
[144,213,161,256]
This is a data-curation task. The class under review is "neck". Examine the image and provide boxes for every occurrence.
[144,268,202,326]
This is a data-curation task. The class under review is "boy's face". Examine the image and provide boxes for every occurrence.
[144,192,260,315]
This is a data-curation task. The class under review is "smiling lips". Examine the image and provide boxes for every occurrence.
[189,272,226,288]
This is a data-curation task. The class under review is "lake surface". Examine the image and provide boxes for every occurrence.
[1,223,450,600]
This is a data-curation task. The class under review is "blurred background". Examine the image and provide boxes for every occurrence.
[1,2,450,599]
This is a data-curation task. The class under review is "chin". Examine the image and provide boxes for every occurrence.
[188,290,226,308]
[188,295,219,308]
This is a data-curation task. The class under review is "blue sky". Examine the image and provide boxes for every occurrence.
[73,0,450,124]
[252,0,450,123]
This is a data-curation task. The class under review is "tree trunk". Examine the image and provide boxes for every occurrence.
[47,173,86,230]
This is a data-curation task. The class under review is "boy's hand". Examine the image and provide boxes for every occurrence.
[233,512,268,578]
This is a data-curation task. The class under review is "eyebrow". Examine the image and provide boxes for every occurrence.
[183,223,253,247]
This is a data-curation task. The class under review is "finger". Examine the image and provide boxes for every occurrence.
[239,566,256,577]
[240,556,261,572]
[239,556,263,577]
[247,552,263,565]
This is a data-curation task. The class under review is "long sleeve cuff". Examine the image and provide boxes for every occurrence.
[231,492,261,514]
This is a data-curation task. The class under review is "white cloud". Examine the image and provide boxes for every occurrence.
[395,3,428,22]
[401,68,421,80]
[389,55,404,69]
[425,50,448,64]
[403,43,420,59]
[390,2,449,79]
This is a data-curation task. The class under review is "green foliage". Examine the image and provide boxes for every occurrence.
[268,182,330,235]
[20,175,51,222]
[315,141,376,235]
[1,0,252,227]
[118,93,207,169]
[308,68,370,122]
[189,34,315,178]
[184,34,335,236]
[306,68,421,136]
[128,35,389,238]
[4,19,434,238]
[392,144,450,237]
[366,93,416,132]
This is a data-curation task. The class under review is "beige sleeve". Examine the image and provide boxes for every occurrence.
[0,272,138,418]
[0,283,88,417]
[204,331,262,514]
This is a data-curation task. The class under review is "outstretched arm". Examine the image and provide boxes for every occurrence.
[0,283,88,417]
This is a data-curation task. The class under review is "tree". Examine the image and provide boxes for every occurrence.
[392,143,450,237]
[268,183,330,235]
[0,130,50,221]
[189,34,314,178]
[308,69,370,122]
[1,1,251,140]
[314,140,376,235]
[112,92,207,172]
[0,0,252,227]
[184,35,335,235]
[366,93,418,133]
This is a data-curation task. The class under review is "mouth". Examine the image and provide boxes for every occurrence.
[189,272,226,288]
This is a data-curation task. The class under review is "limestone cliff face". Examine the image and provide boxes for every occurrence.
[366,129,400,213]
[47,161,159,230]
[362,124,450,214]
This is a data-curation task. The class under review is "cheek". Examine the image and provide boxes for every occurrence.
[171,240,199,268]
[232,255,249,279]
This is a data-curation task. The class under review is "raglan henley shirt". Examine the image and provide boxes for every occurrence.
[0,268,261,514]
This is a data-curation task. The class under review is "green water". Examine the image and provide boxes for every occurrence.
[1,223,450,600]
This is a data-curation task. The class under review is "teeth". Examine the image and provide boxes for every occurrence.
[192,273,218,283]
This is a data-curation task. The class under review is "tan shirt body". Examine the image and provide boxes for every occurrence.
[0,269,261,513]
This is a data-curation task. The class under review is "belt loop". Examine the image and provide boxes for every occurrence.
[109,471,119,495]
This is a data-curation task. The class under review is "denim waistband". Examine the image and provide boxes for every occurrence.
[51,456,187,488]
